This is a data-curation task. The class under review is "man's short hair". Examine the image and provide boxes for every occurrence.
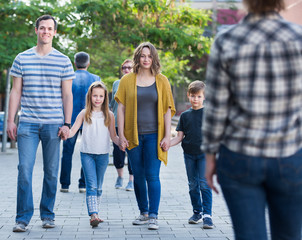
[188,80,206,94]
[35,15,57,30]
[243,0,285,14]
[74,52,90,69]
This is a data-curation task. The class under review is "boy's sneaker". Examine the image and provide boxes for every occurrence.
[12,222,27,232]
[125,181,134,191]
[203,217,214,229]
[115,176,123,189]
[42,219,55,228]
[132,214,149,225]
[188,213,202,224]
[148,218,159,230]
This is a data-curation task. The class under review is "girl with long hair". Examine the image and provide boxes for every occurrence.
[68,81,119,227]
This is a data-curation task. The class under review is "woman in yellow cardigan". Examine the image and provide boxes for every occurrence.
[115,42,175,230]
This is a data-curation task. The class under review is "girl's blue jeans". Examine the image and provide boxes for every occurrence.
[218,145,302,240]
[184,153,212,215]
[127,133,161,219]
[80,152,108,216]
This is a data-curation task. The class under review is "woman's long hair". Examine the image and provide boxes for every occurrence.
[84,81,110,127]
[133,42,161,76]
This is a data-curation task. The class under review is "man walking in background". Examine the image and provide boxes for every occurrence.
[60,52,101,193]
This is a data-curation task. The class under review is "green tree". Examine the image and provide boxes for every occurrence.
[61,0,213,85]
[0,0,70,93]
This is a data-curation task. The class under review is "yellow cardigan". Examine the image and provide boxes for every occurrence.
[115,72,175,165]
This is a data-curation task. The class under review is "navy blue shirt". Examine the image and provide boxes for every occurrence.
[71,70,101,125]
[176,108,204,155]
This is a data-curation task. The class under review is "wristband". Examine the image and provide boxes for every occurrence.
[63,123,71,129]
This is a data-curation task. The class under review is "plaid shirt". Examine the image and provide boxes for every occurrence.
[202,12,302,157]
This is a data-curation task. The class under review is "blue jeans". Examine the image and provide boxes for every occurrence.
[80,152,108,216]
[60,130,85,189]
[184,153,212,215]
[113,127,133,175]
[127,133,161,219]
[217,145,302,240]
[16,122,61,225]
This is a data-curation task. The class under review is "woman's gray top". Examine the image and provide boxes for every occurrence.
[137,82,158,134]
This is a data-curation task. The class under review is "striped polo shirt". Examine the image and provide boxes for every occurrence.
[10,47,75,124]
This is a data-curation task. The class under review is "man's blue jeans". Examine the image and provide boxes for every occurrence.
[16,122,61,225]
[184,153,212,215]
[217,145,302,240]
[80,152,108,216]
[127,133,161,219]
[60,130,85,189]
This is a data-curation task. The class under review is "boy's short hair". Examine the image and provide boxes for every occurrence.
[188,80,206,94]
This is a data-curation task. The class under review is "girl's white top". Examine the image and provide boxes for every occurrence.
[80,111,110,154]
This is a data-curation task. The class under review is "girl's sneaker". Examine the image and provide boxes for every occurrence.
[148,218,159,230]
[132,214,149,225]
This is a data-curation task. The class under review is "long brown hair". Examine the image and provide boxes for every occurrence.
[133,42,161,76]
[243,0,285,14]
[84,82,110,127]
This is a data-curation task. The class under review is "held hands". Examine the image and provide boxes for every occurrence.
[6,121,17,141]
[58,125,70,140]
[119,135,129,152]
[160,136,170,152]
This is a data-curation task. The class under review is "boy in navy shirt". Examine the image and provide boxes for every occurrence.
[170,81,213,229]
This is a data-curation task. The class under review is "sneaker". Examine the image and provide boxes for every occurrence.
[12,222,27,232]
[125,181,134,191]
[132,214,149,225]
[60,188,69,193]
[203,217,214,229]
[115,176,123,189]
[79,188,86,193]
[148,218,159,230]
[42,219,55,228]
[188,213,202,224]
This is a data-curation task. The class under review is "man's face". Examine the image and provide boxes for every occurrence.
[35,19,56,45]
[121,62,133,75]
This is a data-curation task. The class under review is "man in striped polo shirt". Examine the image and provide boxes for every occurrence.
[7,15,75,232]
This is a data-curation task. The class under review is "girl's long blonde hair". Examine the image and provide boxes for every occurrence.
[84,81,110,127]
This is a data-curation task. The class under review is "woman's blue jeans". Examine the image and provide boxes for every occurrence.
[184,153,212,215]
[127,133,161,219]
[16,122,61,225]
[80,152,108,216]
[217,145,302,240]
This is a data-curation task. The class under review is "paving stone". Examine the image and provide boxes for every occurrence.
[0,141,234,239]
